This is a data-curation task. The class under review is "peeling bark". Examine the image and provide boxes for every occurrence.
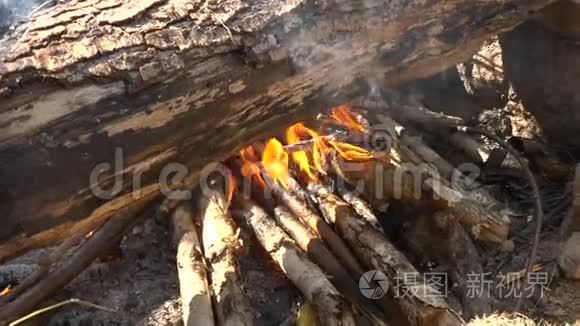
[0,0,554,243]
[200,187,254,326]
[171,203,214,326]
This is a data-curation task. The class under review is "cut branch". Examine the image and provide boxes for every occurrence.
[308,182,463,326]
[200,186,253,325]
[171,203,214,326]
[0,201,150,324]
[238,199,355,326]
[272,206,386,325]
[264,174,365,279]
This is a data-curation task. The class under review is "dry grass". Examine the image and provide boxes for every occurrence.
[468,312,579,326]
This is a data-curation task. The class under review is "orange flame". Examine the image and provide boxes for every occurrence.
[331,105,368,133]
[286,123,330,181]
[226,174,236,208]
[261,138,289,188]
[239,146,266,189]
[330,141,373,161]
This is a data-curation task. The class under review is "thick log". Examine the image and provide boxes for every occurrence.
[0,0,553,243]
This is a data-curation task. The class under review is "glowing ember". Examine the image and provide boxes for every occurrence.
[0,285,11,296]
[330,141,373,161]
[226,174,236,208]
[85,230,95,239]
[261,138,290,188]
[331,105,368,133]
[239,146,266,189]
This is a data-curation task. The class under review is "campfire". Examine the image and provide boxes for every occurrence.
[1,102,546,325]
[3,0,580,325]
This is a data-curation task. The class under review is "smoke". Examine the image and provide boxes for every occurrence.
[0,0,52,33]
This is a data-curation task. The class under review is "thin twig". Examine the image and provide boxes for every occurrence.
[212,14,236,44]
[456,126,543,312]
[9,298,115,326]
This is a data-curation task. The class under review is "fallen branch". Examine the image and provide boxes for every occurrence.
[308,182,463,326]
[0,183,161,305]
[238,199,355,326]
[0,201,150,324]
[171,203,214,326]
[0,183,162,264]
[200,185,254,325]
[8,298,115,326]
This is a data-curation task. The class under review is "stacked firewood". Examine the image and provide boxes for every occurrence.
[1,102,551,325]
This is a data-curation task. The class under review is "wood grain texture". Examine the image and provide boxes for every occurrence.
[0,0,553,242]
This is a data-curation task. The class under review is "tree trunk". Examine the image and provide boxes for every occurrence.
[0,0,553,243]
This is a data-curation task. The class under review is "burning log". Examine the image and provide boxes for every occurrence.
[0,0,554,246]
[231,149,385,323]
[238,199,355,326]
[237,143,366,279]
[200,184,254,325]
[171,203,214,326]
[307,182,463,326]
[0,201,150,325]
